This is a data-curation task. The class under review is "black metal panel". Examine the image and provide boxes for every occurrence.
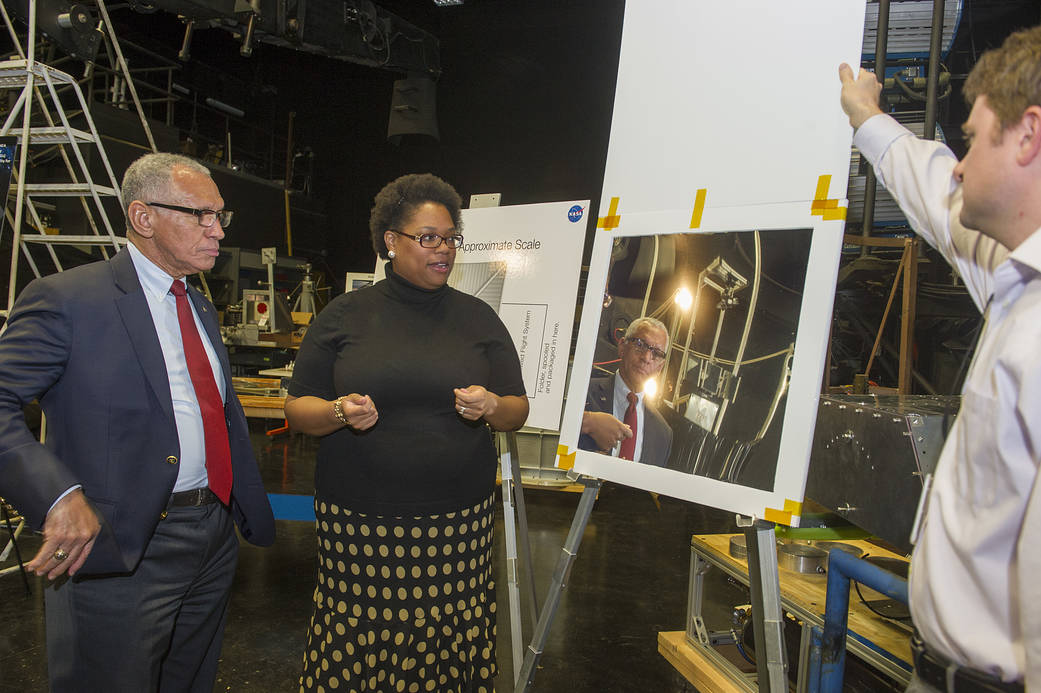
[806,394,957,554]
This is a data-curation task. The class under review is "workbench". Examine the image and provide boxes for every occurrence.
[233,377,286,419]
[659,533,912,692]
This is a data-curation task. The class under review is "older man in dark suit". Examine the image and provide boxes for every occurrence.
[0,152,274,691]
[579,316,672,466]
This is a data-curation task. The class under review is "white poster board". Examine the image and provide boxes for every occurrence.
[556,0,866,526]
[375,200,588,430]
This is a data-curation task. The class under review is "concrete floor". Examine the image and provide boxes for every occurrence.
[0,421,740,692]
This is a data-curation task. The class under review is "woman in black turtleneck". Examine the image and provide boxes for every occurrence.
[285,173,529,693]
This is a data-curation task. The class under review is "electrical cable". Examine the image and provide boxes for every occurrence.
[851,555,911,622]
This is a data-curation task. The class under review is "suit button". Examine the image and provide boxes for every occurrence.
[160,511,168,520]
[166,455,178,465]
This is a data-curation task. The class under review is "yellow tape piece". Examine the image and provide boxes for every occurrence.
[763,507,792,525]
[810,174,847,220]
[689,188,707,229]
[766,497,803,524]
[814,174,832,201]
[597,197,621,230]
[763,498,804,526]
[556,444,576,470]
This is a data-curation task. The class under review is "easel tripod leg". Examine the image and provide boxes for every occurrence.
[742,518,788,693]
[506,432,540,624]
[514,476,601,693]
[500,447,526,683]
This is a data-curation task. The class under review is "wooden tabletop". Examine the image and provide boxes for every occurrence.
[692,533,912,667]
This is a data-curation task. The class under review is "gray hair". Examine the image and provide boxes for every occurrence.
[121,153,211,231]
[624,316,670,351]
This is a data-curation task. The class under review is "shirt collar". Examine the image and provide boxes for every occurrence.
[127,241,181,301]
[613,373,644,403]
[1007,225,1041,275]
[994,225,1041,300]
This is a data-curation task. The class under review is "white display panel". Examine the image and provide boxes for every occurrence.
[556,0,866,526]
[375,200,588,430]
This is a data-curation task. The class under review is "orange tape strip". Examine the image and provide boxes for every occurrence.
[814,174,832,201]
[556,444,576,470]
[763,498,803,527]
[598,197,621,230]
[810,174,847,220]
[763,507,792,525]
[689,188,707,229]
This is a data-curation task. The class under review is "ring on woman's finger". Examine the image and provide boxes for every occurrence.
[53,548,69,562]
[459,406,466,414]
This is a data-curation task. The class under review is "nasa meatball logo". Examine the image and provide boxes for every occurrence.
[567,205,585,223]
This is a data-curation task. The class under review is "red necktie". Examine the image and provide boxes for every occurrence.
[619,391,638,461]
[170,280,232,504]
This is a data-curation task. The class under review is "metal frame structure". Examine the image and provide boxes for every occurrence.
[0,0,159,313]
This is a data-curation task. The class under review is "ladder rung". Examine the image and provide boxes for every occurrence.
[19,234,126,246]
[6,127,96,144]
[13,183,118,197]
[0,60,77,86]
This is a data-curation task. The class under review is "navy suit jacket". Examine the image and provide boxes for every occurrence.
[0,248,274,574]
[578,374,672,467]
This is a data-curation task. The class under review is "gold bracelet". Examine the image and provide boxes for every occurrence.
[332,397,348,425]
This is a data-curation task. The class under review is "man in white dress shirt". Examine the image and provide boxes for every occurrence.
[579,316,673,466]
[838,25,1040,693]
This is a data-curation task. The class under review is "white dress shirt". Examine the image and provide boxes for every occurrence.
[856,113,1040,686]
[611,375,646,463]
[128,242,226,493]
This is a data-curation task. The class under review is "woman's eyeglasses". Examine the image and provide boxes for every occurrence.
[390,229,464,249]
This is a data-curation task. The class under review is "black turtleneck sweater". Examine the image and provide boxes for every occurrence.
[289,265,526,515]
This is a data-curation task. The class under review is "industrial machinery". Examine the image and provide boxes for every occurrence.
[806,394,955,554]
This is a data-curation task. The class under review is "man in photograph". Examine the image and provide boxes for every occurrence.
[579,316,672,467]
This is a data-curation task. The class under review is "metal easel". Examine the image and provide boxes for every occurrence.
[739,516,789,692]
[514,474,601,692]
[512,477,788,693]
[499,430,540,685]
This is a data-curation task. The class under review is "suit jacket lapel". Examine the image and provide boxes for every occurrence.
[594,375,613,413]
[111,249,176,423]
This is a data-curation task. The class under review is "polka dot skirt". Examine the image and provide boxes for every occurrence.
[300,495,497,693]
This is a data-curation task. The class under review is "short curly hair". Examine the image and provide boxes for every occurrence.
[369,173,463,259]
[964,25,1041,135]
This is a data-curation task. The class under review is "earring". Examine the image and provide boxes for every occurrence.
[388,250,396,259]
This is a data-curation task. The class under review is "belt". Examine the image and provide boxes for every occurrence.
[912,635,1024,693]
[167,487,222,508]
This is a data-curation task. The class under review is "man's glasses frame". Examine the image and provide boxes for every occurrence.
[625,336,667,361]
[390,229,464,249]
[147,202,233,228]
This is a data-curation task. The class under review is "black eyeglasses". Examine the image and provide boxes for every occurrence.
[626,337,667,361]
[146,202,233,228]
[390,229,464,249]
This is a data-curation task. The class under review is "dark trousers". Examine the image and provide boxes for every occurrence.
[45,502,238,692]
